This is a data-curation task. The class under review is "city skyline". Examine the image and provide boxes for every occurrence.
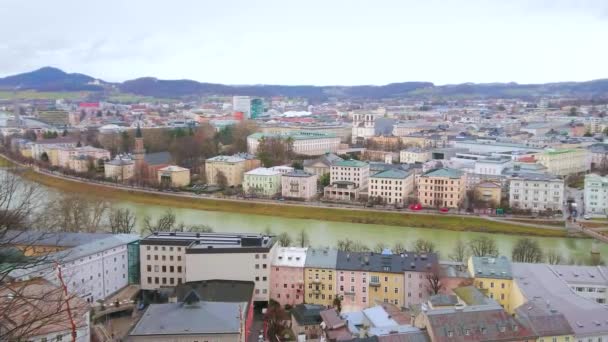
[1,0,607,85]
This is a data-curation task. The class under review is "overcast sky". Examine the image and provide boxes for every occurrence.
[1,0,607,85]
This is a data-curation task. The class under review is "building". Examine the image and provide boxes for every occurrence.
[1,230,114,257]
[157,165,191,187]
[514,298,574,342]
[139,232,277,302]
[303,153,343,177]
[281,170,318,200]
[205,154,261,187]
[0,279,91,342]
[400,148,431,164]
[474,157,512,176]
[247,131,341,156]
[250,98,264,119]
[9,233,139,303]
[56,146,111,170]
[550,264,608,304]
[291,304,325,340]
[304,248,338,307]
[417,168,466,209]
[508,173,564,213]
[588,143,608,170]
[233,95,251,118]
[512,263,608,341]
[324,160,370,201]
[104,155,135,181]
[270,247,307,306]
[243,167,282,198]
[30,137,79,161]
[129,280,254,342]
[352,113,376,144]
[474,181,502,207]
[536,148,590,176]
[467,256,514,312]
[369,169,414,206]
[584,174,608,217]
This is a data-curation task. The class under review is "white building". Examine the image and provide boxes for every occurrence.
[474,157,512,176]
[10,234,139,303]
[233,96,251,118]
[551,264,608,304]
[243,167,282,198]
[247,132,340,156]
[281,170,318,201]
[585,173,608,217]
[330,160,370,189]
[400,148,431,164]
[351,113,375,144]
[369,169,414,205]
[536,148,590,176]
[508,174,564,212]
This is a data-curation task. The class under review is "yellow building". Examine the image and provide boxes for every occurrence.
[473,181,502,207]
[205,154,261,187]
[467,256,513,312]
[368,271,404,306]
[304,248,337,307]
[158,165,191,187]
[418,168,466,209]
[536,148,589,176]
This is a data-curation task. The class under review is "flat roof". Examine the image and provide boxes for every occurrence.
[141,232,274,252]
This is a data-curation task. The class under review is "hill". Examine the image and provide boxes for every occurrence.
[0,67,105,92]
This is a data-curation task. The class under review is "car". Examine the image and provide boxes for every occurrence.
[584,215,591,220]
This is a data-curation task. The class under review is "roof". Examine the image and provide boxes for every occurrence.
[248,131,337,141]
[206,155,246,163]
[475,181,501,189]
[469,256,512,279]
[514,299,573,337]
[542,148,584,156]
[549,264,608,285]
[333,160,369,168]
[336,251,438,274]
[144,151,172,165]
[283,170,315,178]
[421,168,464,179]
[452,286,496,306]
[429,294,459,307]
[159,165,189,172]
[129,301,244,336]
[303,153,343,167]
[512,262,608,337]
[0,230,114,248]
[305,248,338,269]
[371,169,412,180]
[272,247,308,268]
[141,232,275,252]
[291,304,325,326]
[245,167,281,176]
[172,280,254,303]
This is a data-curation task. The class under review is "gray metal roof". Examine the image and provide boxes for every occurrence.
[144,151,172,165]
[305,248,338,269]
[0,230,114,248]
[470,256,512,279]
[336,251,438,273]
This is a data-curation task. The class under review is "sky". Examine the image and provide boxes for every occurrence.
[0,0,607,86]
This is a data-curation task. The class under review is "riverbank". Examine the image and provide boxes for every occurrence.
[6,158,570,238]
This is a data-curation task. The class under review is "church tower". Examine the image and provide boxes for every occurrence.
[133,125,145,177]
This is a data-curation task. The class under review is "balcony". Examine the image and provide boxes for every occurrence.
[312,289,321,294]
[312,279,322,284]
[369,280,381,287]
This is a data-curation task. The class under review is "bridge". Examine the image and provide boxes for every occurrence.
[566,221,608,244]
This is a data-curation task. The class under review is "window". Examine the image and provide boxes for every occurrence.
[162,266,166,272]
[177,266,182,273]
[147,277,152,284]
[147,265,151,272]
[255,264,260,269]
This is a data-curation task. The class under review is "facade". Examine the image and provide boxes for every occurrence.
[243,167,282,197]
[291,304,325,340]
[474,157,512,176]
[369,169,414,205]
[157,165,191,187]
[270,247,307,307]
[30,137,79,161]
[536,148,590,176]
[10,234,139,303]
[304,248,338,307]
[281,170,318,200]
[56,146,110,170]
[551,264,608,304]
[104,156,135,181]
[303,153,343,176]
[584,173,608,216]
[140,232,277,302]
[468,256,514,312]
[474,181,502,207]
[509,174,564,212]
[247,131,340,156]
[205,154,261,187]
[330,160,370,189]
[233,95,251,118]
[418,168,466,208]
[250,98,264,119]
[351,113,376,144]
[400,148,431,164]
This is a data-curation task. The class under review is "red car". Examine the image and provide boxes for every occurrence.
[409,203,422,211]
[439,207,449,213]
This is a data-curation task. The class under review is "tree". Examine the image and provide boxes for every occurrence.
[511,238,543,263]
[40,152,49,163]
[277,232,292,247]
[216,170,228,189]
[426,264,443,295]
[469,236,498,257]
[393,242,407,254]
[296,230,310,247]
[332,297,342,313]
[319,173,330,187]
[374,242,387,253]
[108,208,137,234]
[231,121,258,153]
[449,240,468,262]
[256,137,293,167]
[143,210,177,233]
[291,160,303,170]
[412,239,436,254]
[568,107,578,116]
[39,194,110,233]
[265,300,289,342]
[61,129,68,137]
[545,250,562,265]
[336,239,369,252]
[120,131,131,153]
[24,130,37,141]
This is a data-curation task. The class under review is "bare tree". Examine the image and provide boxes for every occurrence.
[469,236,499,257]
[412,238,436,254]
[295,230,310,248]
[277,232,292,247]
[0,169,43,230]
[336,239,369,252]
[143,209,177,233]
[39,194,110,233]
[374,242,388,253]
[215,170,228,189]
[108,208,137,234]
[449,240,468,262]
[511,238,543,263]
[392,242,407,254]
[545,250,563,265]
[426,264,443,295]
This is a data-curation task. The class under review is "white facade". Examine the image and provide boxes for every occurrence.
[400,148,431,164]
[585,174,608,216]
[330,160,370,189]
[474,158,512,176]
[369,170,414,205]
[247,132,340,156]
[243,167,282,197]
[351,113,376,144]
[552,264,608,305]
[281,171,318,200]
[233,96,251,118]
[536,149,590,176]
[509,175,564,212]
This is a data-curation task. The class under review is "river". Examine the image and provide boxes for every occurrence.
[9,169,608,264]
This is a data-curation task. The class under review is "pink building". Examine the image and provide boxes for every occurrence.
[336,268,368,312]
[404,270,428,307]
[270,247,307,307]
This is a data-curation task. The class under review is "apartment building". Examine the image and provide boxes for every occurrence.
[474,157,512,176]
[536,148,590,176]
[281,170,318,201]
[56,146,110,169]
[30,137,79,161]
[369,169,414,205]
[270,247,307,307]
[400,148,431,164]
[205,154,261,187]
[140,232,277,302]
[474,181,502,207]
[324,160,369,201]
[248,131,340,156]
[584,173,608,216]
[417,168,466,209]
[303,153,343,176]
[467,256,514,312]
[104,155,135,181]
[243,167,282,197]
[551,264,608,304]
[508,173,564,212]
[10,233,139,303]
[304,248,338,307]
